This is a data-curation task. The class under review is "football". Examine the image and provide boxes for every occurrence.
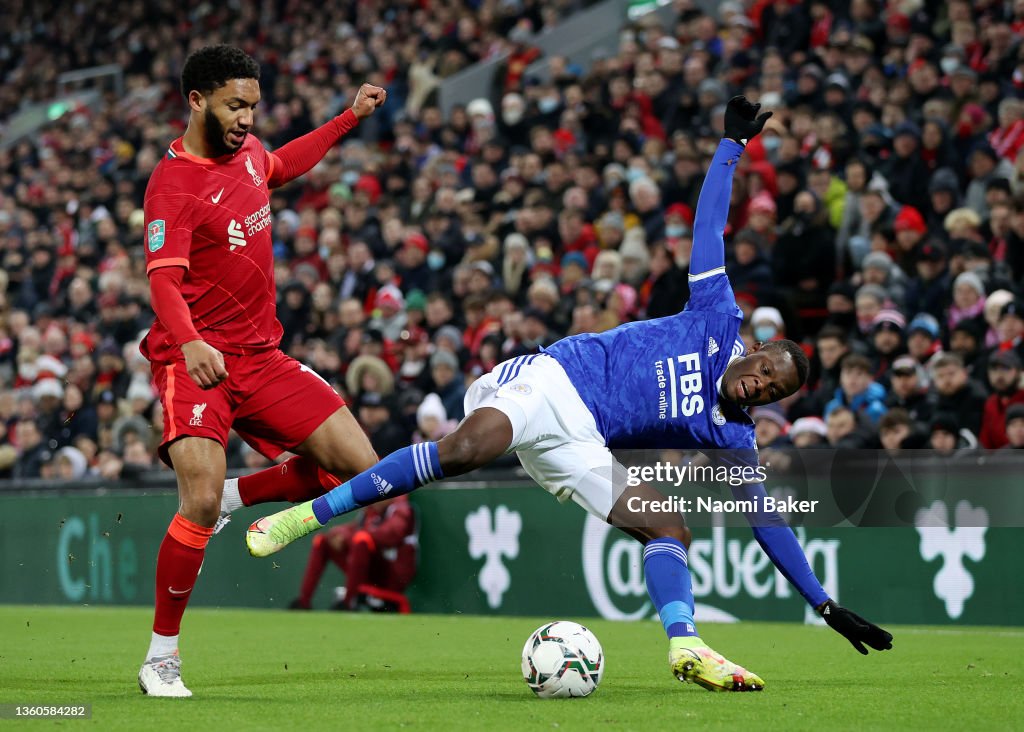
[521,621,604,698]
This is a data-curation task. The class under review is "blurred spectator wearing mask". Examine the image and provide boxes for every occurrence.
[750,307,785,345]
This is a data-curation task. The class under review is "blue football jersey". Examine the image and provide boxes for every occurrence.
[543,137,831,609]
[544,138,759,467]
[543,270,756,463]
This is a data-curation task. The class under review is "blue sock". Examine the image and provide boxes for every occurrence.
[643,538,699,638]
[311,442,442,524]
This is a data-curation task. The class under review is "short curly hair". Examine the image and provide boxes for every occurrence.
[180,45,260,98]
[762,339,810,387]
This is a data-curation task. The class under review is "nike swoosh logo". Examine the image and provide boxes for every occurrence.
[211,188,224,203]
[168,586,192,595]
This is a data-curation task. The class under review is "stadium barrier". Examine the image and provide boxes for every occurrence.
[1,456,1021,626]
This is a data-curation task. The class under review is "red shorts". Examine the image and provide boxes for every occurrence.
[152,348,345,467]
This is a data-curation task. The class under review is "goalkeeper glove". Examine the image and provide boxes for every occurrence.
[724,95,772,146]
[819,599,894,655]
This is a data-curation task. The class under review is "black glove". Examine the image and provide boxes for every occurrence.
[724,95,773,145]
[820,600,894,655]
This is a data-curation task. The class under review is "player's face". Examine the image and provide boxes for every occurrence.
[201,79,261,156]
[723,350,800,407]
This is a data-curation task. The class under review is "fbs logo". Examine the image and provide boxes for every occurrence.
[466,505,521,608]
[916,500,988,619]
[189,403,206,426]
[227,220,247,251]
[655,352,705,420]
[371,472,394,496]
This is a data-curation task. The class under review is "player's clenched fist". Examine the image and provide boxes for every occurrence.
[181,340,229,389]
[351,83,387,119]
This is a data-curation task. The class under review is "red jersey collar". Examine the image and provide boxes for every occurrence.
[167,137,241,165]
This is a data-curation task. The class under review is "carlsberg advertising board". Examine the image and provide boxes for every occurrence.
[0,483,1019,626]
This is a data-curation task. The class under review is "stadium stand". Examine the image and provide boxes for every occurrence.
[2,0,1024,481]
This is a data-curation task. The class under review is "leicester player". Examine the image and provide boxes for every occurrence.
[247,97,893,691]
[138,45,387,697]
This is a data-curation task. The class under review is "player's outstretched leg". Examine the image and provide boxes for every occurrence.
[611,486,764,692]
[246,408,513,557]
[244,442,441,557]
[214,457,342,535]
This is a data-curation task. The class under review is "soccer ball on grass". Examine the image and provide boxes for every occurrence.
[521,621,604,698]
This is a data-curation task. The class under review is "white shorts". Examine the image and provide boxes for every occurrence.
[463,354,623,519]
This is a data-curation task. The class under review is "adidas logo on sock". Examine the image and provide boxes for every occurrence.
[707,336,720,357]
[371,472,394,496]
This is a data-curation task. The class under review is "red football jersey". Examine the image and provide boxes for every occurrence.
[141,134,282,362]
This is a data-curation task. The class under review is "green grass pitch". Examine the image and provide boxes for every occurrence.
[1,606,1020,731]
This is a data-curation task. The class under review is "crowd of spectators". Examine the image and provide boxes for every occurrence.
[3,0,1024,481]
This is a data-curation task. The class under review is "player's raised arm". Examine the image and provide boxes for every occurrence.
[685,96,771,313]
[266,83,387,188]
[731,480,894,655]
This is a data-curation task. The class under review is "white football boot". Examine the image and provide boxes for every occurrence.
[138,652,192,698]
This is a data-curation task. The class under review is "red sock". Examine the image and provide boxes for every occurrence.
[238,456,342,506]
[153,514,214,636]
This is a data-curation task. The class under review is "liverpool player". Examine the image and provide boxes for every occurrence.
[138,45,385,697]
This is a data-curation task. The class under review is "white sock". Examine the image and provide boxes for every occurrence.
[221,477,242,513]
[147,632,179,660]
